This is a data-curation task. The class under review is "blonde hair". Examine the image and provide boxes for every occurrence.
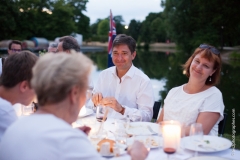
[31,51,93,106]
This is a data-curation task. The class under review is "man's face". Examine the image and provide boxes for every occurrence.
[112,44,136,72]
[8,43,22,55]
[48,47,57,53]
[56,42,64,53]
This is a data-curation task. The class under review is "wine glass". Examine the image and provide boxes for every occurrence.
[189,123,203,157]
[85,80,94,109]
[160,121,181,160]
[130,112,142,122]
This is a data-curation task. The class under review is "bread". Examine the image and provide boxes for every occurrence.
[97,139,115,153]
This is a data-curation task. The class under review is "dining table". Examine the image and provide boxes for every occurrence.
[73,111,240,160]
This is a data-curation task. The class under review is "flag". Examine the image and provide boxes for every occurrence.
[107,10,116,68]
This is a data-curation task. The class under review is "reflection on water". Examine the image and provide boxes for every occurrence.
[85,49,240,134]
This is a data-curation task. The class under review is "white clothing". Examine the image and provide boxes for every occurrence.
[0,97,17,141]
[163,84,224,136]
[0,58,2,75]
[93,65,154,122]
[0,114,104,160]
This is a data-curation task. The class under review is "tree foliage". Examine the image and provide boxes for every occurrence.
[0,0,89,41]
[161,0,240,52]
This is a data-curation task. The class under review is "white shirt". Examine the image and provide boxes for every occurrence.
[163,84,225,136]
[0,114,104,160]
[93,64,154,122]
[0,97,17,141]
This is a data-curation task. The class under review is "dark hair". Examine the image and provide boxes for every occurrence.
[182,44,222,86]
[8,40,22,49]
[59,36,80,52]
[112,34,136,53]
[0,50,38,88]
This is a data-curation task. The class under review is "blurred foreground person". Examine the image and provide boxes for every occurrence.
[157,44,224,136]
[0,51,38,140]
[0,52,148,160]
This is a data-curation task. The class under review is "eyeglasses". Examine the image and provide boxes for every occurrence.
[199,44,220,55]
[10,49,22,52]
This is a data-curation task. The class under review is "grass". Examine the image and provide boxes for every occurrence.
[223,134,240,150]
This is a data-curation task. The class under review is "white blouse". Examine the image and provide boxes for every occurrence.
[163,84,225,136]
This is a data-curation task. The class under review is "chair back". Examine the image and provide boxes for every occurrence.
[152,101,161,121]
[218,113,227,137]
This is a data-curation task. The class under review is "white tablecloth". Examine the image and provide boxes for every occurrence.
[75,114,240,160]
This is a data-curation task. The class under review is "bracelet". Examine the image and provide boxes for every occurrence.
[119,106,125,115]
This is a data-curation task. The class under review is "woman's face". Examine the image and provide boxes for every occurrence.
[190,52,216,82]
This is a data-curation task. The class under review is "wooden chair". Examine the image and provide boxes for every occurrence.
[152,101,161,122]
[218,113,228,137]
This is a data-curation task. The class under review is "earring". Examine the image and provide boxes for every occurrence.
[209,76,211,81]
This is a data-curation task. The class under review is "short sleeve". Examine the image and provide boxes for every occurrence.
[199,92,225,122]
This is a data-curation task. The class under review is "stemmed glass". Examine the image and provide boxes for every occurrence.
[85,80,94,109]
[189,123,203,157]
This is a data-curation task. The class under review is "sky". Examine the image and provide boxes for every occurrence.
[83,0,163,25]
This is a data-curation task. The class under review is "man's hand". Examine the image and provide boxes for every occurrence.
[100,97,123,113]
[92,92,103,106]
[77,126,91,135]
[127,141,149,160]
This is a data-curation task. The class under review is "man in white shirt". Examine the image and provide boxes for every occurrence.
[0,51,38,140]
[92,34,154,122]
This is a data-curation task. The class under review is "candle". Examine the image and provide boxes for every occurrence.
[160,121,181,152]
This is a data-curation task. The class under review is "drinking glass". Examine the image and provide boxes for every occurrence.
[189,123,203,157]
[21,103,34,115]
[96,105,107,122]
[85,81,94,109]
[160,121,181,160]
[130,112,142,122]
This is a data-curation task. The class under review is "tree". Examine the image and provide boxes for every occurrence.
[126,19,141,42]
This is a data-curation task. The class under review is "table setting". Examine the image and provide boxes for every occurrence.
[74,107,239,160]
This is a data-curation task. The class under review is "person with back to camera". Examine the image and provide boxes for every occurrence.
[157,44,225,136]
[0,51,149,160]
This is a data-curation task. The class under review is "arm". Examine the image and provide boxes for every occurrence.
[196,112,220,135]
[156,108,164,123]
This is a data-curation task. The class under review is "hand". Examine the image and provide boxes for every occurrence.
[92,92,103,106]
[77,126,91,135]
[127,141,149,160]
[99,97,123,113]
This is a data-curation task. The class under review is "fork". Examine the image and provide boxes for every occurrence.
[147,125,158,135]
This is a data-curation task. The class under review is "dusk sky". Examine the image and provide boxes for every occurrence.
[84,0,163,25]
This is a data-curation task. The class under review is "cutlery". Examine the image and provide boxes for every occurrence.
[147,125,158,135]
[197,144,217,151]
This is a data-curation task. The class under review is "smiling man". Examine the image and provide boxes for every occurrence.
[92,34,154,122]
[7,40,22,55]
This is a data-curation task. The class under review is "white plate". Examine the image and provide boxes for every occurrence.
[182,135,232,153]
[188,156,230,160]
[128,135,162,148]
[78,107,94,118]
[126,122,160,135]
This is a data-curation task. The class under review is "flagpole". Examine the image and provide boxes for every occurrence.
[107,10,116,68]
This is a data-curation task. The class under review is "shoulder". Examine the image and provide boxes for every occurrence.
[133,66,150,81]
[99,66,115,76]
[0,98,15,114]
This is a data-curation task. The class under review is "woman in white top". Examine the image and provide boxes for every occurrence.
[157,44,225,136]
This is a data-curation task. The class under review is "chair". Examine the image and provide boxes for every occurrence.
[152,101,161,122]
[218,113,227,137]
